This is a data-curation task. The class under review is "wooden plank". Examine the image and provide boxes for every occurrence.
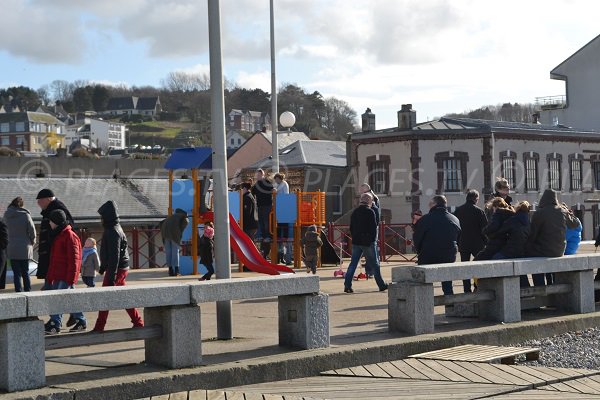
[560,378,600,395]
[452,361,503,384]
[347,365,372,377]
[241,393,264,400]
[45,325,162,350]
[362,363,392,378]
[417,359,467,382]
[207,391,226,400]
[151,396,170,400]
[188,389,207,400]
[492,365,546,385]
[402,358,449,381]
[443,361,494,383]
[330,367,354,376]
[224,392,244,400]
[389,360,430,380]
[507,365,564,384]
[169,392,189,400]
[466,362,533,386]
[375,361,412,379]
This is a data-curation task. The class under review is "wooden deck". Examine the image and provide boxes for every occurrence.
[408,344,540,364]
[136,358,600,399]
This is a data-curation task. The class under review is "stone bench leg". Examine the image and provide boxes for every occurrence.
[388,282,434,335]
[0,318,45,392]
[477,276,521,323]
[278,292,329,349]
[553,270,594,313]
[144,305,202,368]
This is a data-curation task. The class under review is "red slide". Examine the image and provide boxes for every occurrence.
[229,213,294,275]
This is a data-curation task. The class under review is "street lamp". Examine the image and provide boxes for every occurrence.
[279,111,296,131]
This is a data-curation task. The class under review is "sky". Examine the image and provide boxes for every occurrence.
[1,0,599,129]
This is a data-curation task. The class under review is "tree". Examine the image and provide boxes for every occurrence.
[322,97,357,137]
[36,85,51,106]
[161,71,210,92]
[50,80,75,104]
[0,86,41,111]
[73,87,93,112]
[91,85,110,111]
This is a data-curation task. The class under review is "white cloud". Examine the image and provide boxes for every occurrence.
[235,70,271,92]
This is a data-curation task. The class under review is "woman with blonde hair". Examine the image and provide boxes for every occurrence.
[474,197,515,261]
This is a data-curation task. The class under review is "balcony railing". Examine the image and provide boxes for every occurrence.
[535,95,566,110]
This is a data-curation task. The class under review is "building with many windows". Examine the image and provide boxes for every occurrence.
[228,109,271,132]
[349,105,600,239]
[0,111,65,153]
[65,118,126,150]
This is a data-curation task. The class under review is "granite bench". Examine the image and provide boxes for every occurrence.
[388,254,597,335]
[0,274,329,392]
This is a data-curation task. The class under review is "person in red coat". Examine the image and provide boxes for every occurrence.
[44,209,87,334]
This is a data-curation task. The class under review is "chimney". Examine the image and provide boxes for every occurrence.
[361,108,375,132]
[398,104,416,130]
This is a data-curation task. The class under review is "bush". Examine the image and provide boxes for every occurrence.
[0,147,19,157]
[71,147,98,158]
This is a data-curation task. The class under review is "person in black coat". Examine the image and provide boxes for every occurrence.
[198,224,215,281]
[343,193,388,293]
[241,182,258,239]
[413,195,461,295]
[474,198,515,261]
[35,189,75,282]
[93,200,144,332]
[453,189,488,293]
[494,201,531,259]
[252,169,274,241]
[0,217,7,290]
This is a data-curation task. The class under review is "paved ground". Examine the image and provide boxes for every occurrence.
[3,244,600,399]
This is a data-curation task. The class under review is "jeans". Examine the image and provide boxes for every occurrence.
[257,205,272,240]
[164,239,180,274]
[10,259,31,292]
[344,243,387,291]
[49,280,86,325]
[94,269,143,331]
[532,273,546,287]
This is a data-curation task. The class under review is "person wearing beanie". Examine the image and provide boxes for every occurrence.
[301,225,322,274]
[159,208,189,276]
[44,209,86,334]
[343,192,388,293]
[36,188,74,283]
[198,223,215,281]
[93,201,144,332]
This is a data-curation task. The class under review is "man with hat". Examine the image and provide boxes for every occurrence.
[36,188,75,283]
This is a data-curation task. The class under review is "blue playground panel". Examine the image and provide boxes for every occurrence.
[276,193,297,224]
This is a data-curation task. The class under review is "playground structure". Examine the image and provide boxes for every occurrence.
[164,147,332,275]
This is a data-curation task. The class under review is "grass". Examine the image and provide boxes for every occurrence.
[128,121,182,138]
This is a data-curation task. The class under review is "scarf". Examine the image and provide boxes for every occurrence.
[82,247,97,263]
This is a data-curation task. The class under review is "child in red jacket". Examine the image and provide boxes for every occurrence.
[44,209,86,334]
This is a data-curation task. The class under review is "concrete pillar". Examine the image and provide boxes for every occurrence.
[477,276,521,323]
[144,305,202,368]
[0,319,45,392]
[278,293,329,349]
[553,270,595,313]
[388,282,434,335]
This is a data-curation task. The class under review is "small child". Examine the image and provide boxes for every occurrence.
[81,238,100,287]
[301,225,322,274]
[198,223,215,281]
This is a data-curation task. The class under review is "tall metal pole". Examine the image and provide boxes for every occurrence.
[270,0,279,173]
[208,0,232,339]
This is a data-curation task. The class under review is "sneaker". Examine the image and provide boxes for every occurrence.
[66,316,77,327]
[379,284,389,292]
[69,320,87,332]
[198,277,206,281]
[344,287,354,293]
[45,321,60,335]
